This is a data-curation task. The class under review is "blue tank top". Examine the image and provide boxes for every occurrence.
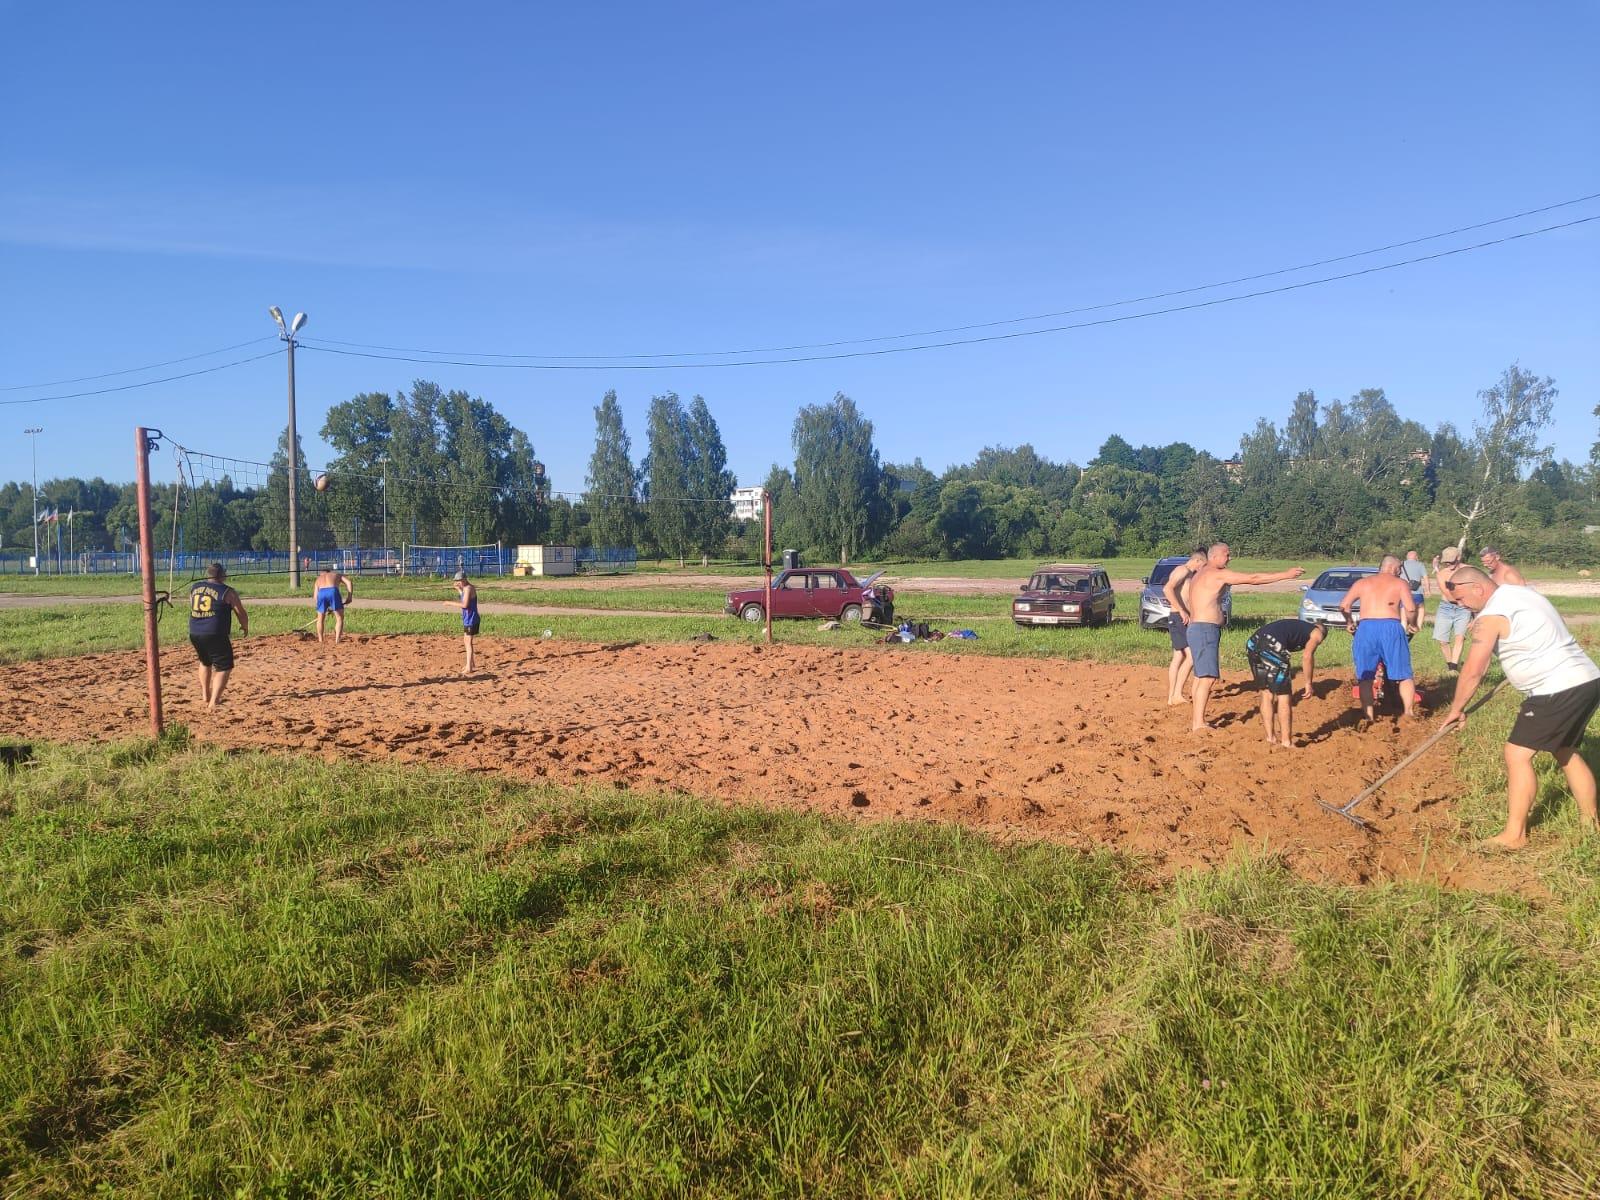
[188,581,232,637]
[462,587,478,626]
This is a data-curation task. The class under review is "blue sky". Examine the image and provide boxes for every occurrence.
[2,1,1596,498]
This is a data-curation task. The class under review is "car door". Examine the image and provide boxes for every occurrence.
[1095,572,1113,622]
[772,571,809,618]
[809,571,845,617]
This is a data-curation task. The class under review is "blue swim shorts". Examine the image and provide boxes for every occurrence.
[1188,621,1222,679]
[315,586,343,614]
[1353,618,1412,682]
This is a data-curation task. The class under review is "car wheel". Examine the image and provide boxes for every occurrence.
[740,603,764,623]
[841,604,863,623]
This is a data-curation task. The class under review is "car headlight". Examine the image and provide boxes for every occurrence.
[1015,602,1031,612]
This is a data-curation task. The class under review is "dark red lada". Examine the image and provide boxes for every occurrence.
[725,568,894,624]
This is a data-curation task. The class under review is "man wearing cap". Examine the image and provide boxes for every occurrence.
[1441,564,1599,849]
[1432,546,1470,671]
[446,570,481,675]
[188,562,249,711]
[1478,546,1528,587]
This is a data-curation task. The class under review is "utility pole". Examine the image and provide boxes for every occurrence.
[269,307,307,589]
[24,427,41,575]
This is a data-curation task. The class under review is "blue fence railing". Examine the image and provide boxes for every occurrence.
[0,543,641,577]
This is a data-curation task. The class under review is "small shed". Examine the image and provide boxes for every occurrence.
[514,544,577,577]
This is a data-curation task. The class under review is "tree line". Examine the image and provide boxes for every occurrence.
[3,364,1595,566]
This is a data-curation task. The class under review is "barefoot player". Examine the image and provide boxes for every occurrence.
[1341,555,1419,723]
[1244,618,1328,749]
[448,570,480,675]
[1162,549,1206,706]
[188,563,248,711]
[1185,545,1306,732]
[313,563,354,645]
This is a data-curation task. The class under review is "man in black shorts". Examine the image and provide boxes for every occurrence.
[188,563,249,711]
[1441,565,1599,848]
[1162,549,1206,706]
[1244,618,1328,749]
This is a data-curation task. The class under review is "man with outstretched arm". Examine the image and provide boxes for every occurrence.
[188,562,249,712]
[1439,565,1599,849]
[1185,544,1306,732]
[312,563,354,645]
[1341,554,1419,724]
[1161,548,1206,706]
[1244,617,1328,749]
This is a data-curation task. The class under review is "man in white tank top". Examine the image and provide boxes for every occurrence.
[1440,565,1600,849]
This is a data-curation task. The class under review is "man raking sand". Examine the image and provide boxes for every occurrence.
[1440,565,1599,849]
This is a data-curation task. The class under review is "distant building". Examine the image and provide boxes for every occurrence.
[730,487,764,521]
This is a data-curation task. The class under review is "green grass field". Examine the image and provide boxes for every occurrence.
[2,729,1597,1196]
[2,600,1599,1194]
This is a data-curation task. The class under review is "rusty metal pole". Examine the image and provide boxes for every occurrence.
[134,427,164,737]
[763,489,772,645]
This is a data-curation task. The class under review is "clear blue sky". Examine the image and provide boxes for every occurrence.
[2,1,1596,498]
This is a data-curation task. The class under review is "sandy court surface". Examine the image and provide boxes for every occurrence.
[0,633,1516,888]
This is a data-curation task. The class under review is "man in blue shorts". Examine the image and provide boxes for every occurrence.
[1341,555,1419,724]
[1244,618,1328,749]
[312,564,354,645]
[188,563,249,711]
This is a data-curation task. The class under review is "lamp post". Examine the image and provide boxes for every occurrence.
[23,427,41,575]
[379,453,388,560]
[269,307,307,589]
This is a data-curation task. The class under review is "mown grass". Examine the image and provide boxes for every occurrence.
[1,730,1598,1196]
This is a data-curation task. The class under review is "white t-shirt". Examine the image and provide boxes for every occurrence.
[1480,584,1600,696]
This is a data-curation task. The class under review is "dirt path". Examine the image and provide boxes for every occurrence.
[0,633,1515,888]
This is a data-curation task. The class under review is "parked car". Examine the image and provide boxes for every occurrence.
[1012,564,1115,627]
[725,568,894,624]
[1138,556,1232,629]
[1299,566,1424,627]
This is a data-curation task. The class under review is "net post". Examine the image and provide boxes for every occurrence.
[135,427,164,738]
[497,539,503,577]
[763,489,772,646]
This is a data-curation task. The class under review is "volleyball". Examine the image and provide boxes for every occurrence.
[313,473,329,492]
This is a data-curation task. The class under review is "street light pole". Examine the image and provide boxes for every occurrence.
[270,307,307,589]
[24,427,41,575]
[380,454,388,556]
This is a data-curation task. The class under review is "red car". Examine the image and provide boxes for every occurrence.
[726,568,894,624]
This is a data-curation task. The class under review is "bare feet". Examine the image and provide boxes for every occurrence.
[1189,723,1215,735]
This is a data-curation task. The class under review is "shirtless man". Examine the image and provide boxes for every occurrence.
[312,564,354,645]
[1185,544,1305,732]
[1161,549,1207,706]
[1341,555,1419,723]
[1478,546,1528,587]
[1431,546,1469,671]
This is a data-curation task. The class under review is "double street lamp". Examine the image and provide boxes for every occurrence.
[23,427,42,575]
[269,307,307,588]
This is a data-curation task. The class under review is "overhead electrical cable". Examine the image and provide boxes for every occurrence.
[295,213,1600,372]
[0,349,284,406]
[298,191,1600,362]
[0,336,278,392]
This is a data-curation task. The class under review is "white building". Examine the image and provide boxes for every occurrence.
[730,487,764,522]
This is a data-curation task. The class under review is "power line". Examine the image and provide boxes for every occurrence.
[298,190,1600,362]
[0,336,278,392]
[0,349,284,406]
[297,213,1600,372]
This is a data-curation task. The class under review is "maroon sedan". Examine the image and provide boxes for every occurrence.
[726,568,894,624]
